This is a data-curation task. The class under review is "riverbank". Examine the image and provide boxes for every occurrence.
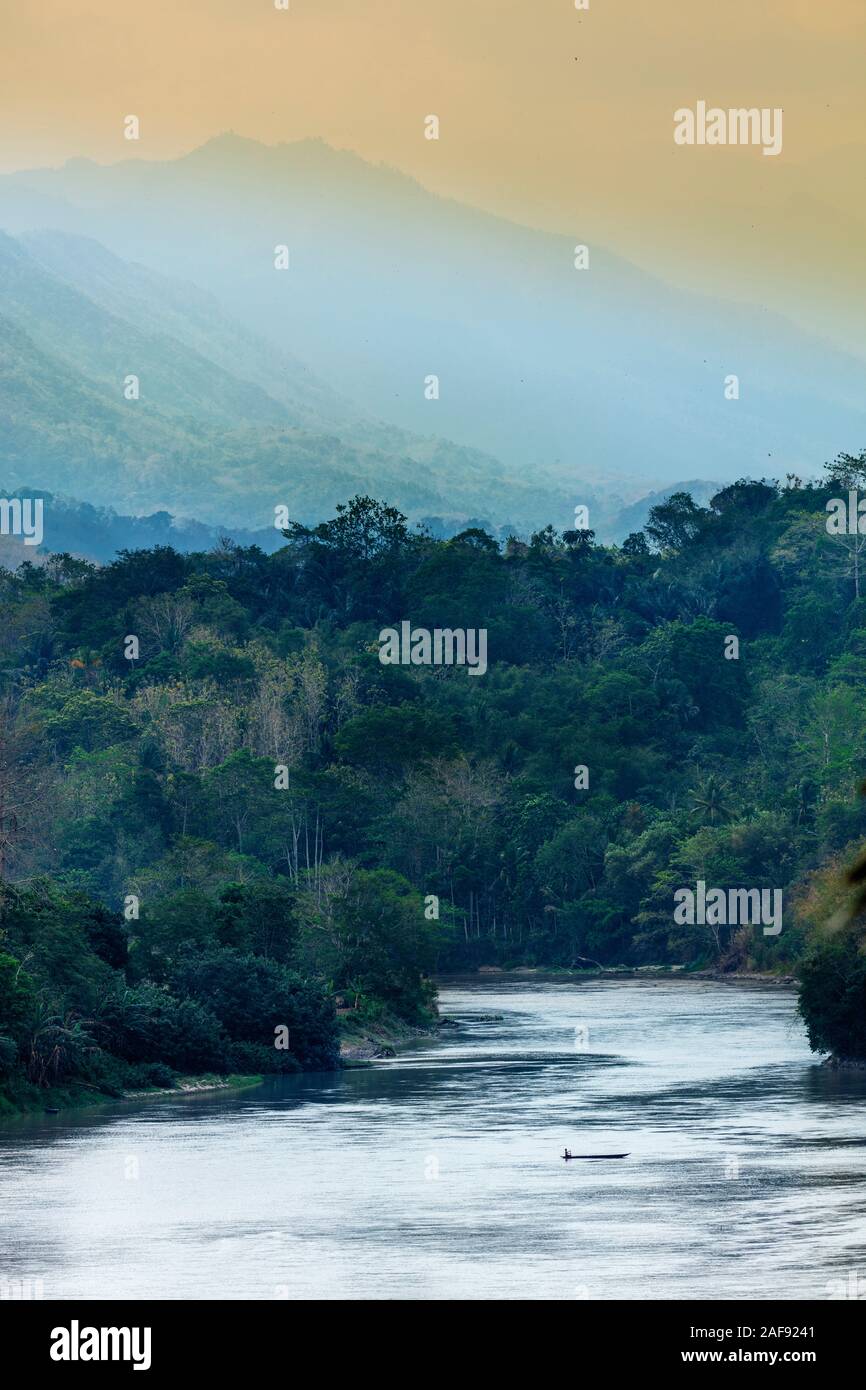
[338,967,800,1063]
[0,1072,263,1121]
[121,1073,263,1102]
[0,972,803,1117]
[446,964,797,988]
[339,1011,444,1062]
[0,1017,441,1116]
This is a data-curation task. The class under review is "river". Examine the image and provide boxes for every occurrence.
[2,978,866,1300]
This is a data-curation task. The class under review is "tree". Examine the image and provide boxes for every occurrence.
[824,448,866,491]
[689,774,734,826]
[300,867,438,1023]
[0,697,53,877]
[621,532,650,557]
[203,750,278,854]
[284,496,417,563]
[41,691,137,755]
[169,948,339,1070]
[334,705,457,774]
[215,880,298,962]
[798,938,866,1060]
[645,492,708,552]
[0,951,35,1041]
[281,497,425,621]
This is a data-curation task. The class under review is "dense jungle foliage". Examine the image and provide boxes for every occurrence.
[3,451,866,1103]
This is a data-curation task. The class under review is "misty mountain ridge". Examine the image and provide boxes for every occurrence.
[1,133,861,494]
[0,227,584,532]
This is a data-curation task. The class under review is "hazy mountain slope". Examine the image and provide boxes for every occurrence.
[0,311,179,459]
[0,231,290,428]
[18,229,358,434]
[1,135,862,488]
[657,144,866,357]
[0,310,484,523]
[17,228,581,502]
[0,228,583,529]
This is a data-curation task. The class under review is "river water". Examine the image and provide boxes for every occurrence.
[2,978,866,1301]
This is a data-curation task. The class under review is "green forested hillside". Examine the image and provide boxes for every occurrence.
[3,464,866,1107]
[18,228,355,434]
[0,230,573,530]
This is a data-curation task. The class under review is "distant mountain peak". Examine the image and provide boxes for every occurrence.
[176,131,423,191]
[183,131,267,158]
[182,131,352,164]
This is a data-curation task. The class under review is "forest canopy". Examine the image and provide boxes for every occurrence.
[3,457,866,1106]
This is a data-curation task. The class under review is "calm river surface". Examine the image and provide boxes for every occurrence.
[2,978,866,1300]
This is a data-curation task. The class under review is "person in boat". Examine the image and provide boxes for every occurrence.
[563,1148,572,1159]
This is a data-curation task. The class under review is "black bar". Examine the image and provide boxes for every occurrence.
[3,1299,856,1375]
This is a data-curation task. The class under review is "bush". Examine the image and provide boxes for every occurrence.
[226,1041,301,1075]
[0,1034,19,1076]
[125,1061,177,1089]
[170,949,340,1070]
[0,952,35,1039]
[107,985,227,1073]
[797,936,866,1059]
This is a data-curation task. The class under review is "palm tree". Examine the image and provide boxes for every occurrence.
[689,774,733,826]
[25,1008,96,1086]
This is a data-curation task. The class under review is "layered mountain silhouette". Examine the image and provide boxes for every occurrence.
[0,486,545,567]
[0,486,281,565]
[1,133,863,502]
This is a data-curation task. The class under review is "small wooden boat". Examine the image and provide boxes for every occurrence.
[562,1151,629,1160]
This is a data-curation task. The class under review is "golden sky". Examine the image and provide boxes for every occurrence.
[1,0,864,342]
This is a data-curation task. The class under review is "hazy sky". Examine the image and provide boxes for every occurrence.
[1,0,864,336]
